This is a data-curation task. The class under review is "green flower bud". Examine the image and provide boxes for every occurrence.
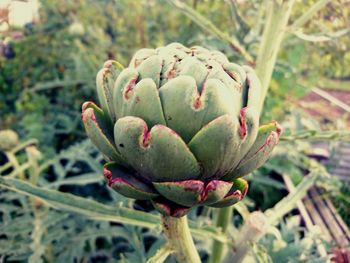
[0,130,19,151]
[82,43,281,217]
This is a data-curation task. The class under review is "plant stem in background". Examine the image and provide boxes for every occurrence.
[280,129,350,141]
[209,206,233,263]
[146,244,174,263]
[5,152,25,180]
[224,170,322,262]
[264,169,321,225]
[225,211,268,263]
[289,0,331,30]
[255,0,295,112]
[161,215,201,263]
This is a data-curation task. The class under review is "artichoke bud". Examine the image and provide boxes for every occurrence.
[82,43,281,217]
[129,48,156,67]
[82,102,123,164]
[209,178,248,208]
[0,129,19,151]
[236,107,259,158]
[243,66,262,112]
[68,21,85,36]
[244,121,282,161]
[225,121,282,180]
[104,162,158,200]
[135,55,162,88]
[177,57,208,89]
[96,60,124,123]
[113,68,139,119]
[151,199,190,218]
[223,63,247,92]
[233,130,280,178]
[165,42,191,52]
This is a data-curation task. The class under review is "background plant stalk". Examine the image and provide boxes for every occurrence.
[161,215,201,263]
[209,206,233,263]
[255,0,295,113]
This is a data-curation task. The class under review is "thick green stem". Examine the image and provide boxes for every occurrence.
[255,0,295,113]
[209,206,233,263]
[161,215,201,263]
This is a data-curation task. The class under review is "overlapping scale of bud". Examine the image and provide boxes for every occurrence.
[82,43,281,217]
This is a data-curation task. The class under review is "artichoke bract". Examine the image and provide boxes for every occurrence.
[82,43,281,217]
[0,129,19,151]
